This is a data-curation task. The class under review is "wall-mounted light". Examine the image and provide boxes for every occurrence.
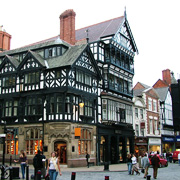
[79,101,84,108]
[79,96,84,108]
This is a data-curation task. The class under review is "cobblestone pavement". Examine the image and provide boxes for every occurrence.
[17,162,180,180]
[56,163,180,180]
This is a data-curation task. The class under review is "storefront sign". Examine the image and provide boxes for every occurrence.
[115,130,122,134]
[176,136,180,142]
[140,122,145,129]
[75,128,81,139]
[162,137,175,142]
[149,138,161,145]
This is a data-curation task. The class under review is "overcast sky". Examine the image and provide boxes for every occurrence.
[1,0,180,86]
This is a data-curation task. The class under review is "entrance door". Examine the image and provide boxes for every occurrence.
[54,141,67,164]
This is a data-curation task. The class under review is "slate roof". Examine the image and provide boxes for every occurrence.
[154,87,169,102]
[133,89,145,97]
[76,16,125,43]
[0,38,70,56]
[6,55,19,68]
[46,44,87,68]
[28,50,46,67]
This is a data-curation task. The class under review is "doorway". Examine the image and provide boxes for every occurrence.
[54,141,67,164]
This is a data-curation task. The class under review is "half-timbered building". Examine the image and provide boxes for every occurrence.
[0,9,138,166]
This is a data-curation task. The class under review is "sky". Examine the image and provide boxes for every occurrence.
[1,0,180,86]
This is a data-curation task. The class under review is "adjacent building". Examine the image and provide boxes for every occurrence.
[0,9,138,166]
[153,69,176,153]
[133,82,161,154]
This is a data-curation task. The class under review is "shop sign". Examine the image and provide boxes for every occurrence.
[149,138,161,145]
[115,130,122,134]
[176,136,180,142]
[162,137,175,142]
[75,128,81,139]
[140,122,145,129]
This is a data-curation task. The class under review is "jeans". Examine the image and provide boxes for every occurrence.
[20,163,26,179]
[49,169,58,180]
[127,162,132,174]
[179,159,180,165]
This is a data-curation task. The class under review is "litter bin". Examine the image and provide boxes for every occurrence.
[138,156,142,168]
[104,162,109,171]
[12,167,20,179]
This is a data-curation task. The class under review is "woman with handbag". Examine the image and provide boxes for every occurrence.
[141,153,150,179]
[47,152,62,180]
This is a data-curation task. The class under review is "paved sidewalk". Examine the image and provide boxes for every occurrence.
[25,163,128,172]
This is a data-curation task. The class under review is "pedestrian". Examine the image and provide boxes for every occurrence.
[141,153,150,179]
[131,154,140,175]
[151,153,160,179]
[41,151,46,178]
[86,153,90,168]
[47,151,62,180]
[33,150,43,180]
[178,152,180,165]
[14,150,27,179]
[127,154,132,175]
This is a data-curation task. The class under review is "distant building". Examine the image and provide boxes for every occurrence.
[133,82,161,154]
[0,9,138,166]
[153,69,176,153]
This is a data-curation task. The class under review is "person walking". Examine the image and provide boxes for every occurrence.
[85,153,90,168]
[151,153,160,179]
[141,153,150,178]
[33,150,43,180]
[127,154,132,175]
[131,154,140,175]
[47,152,62,180]
[14,150,27,179]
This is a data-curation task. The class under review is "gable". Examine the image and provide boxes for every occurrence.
[135,99,144,107]
[0,56,18,75]
[153,79,168,88]
[146,88,159,99]
[133,82,149,90]
[114,19,138,53]
[18,50,45,71]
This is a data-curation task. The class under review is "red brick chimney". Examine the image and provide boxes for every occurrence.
[162,69,171,86]
[60,9,76,45]
[0,26,11,52]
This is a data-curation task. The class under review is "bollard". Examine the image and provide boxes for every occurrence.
[37,170,41,180]
[9,167,13,180]
[10,156,12,166]
[147,175,151,180]
[71,172,76,180]
[105,176,109,180]
[1,165,5,180]
[26,165,29,180]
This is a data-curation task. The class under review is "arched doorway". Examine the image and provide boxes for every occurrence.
[54,141,67,164]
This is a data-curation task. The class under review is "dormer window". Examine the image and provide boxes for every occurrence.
[44,46,67,59]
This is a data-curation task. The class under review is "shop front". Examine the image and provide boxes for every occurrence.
[97,123,134,165]
[148,137,162,154]
[134,137,148,157]
[175,136,180,150]
[162,136,175,153]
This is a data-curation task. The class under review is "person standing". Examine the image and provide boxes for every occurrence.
[151,153,160,179]
[14,150,27,179]
[47,152,62,180]
[178,152,180,165]
[131,154,140,175]
[141,154,150,179]
[33,150,43,180]
[86,153,90,168]
[127,154,132,175]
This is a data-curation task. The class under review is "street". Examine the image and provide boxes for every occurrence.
[55,163,179,180]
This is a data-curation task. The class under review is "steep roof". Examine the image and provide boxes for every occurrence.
[47,44,87,68]
[154,87,169,102]
[6,55,20,68]
[133,82,150,90]
[76,16,125,43]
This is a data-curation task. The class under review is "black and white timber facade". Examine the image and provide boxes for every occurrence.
[0,9,138,166]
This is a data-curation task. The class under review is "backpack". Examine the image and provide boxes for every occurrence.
[33,155,43,168]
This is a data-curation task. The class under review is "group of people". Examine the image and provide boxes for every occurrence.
[14,150,62,180]
[127,152,160,179]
